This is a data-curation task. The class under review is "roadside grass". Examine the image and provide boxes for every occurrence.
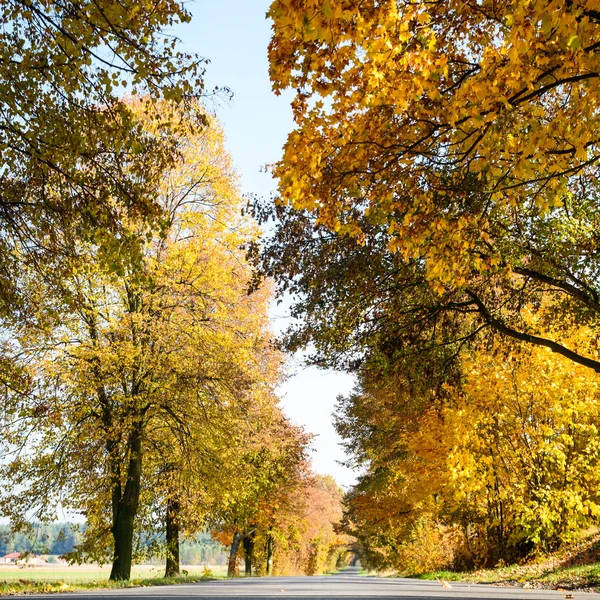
[0,564,227,582]
[0,565,228,595]
[405,532,600,591]
[411,563,600,590]
[0,575,211,595]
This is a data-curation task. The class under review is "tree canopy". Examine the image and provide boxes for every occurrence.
[264,0,600,574]
[0,3,354,583]
[0,0,205,315]
[0,101,291,580]
[267,0,600,372]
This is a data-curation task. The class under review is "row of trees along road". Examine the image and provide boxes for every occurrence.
[0,1,348,581]
[258,0,600,572]
[0,96,317,580]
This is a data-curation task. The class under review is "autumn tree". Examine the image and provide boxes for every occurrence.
[140,372,276,578]
[0,0,205,316]
[0,102,280,581]
[252,199,467,387]
[208,411,312,577]
[284,474,348,576]
[213,461,348,577]
[336,324,600,571]
[267,0,600,373]
[253,202,600,568]
[264,2,600,570]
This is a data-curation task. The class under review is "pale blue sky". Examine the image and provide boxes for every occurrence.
[176,1,357,488]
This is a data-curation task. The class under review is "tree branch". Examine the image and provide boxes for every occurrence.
[465,289,600,373]
[512,265,600,313]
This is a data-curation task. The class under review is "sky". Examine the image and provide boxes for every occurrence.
[175,2,358,488]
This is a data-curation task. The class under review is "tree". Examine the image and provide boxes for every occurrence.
[254,198,600,568]
[0,0,205,315]
[0,101,280,580]
[145,387,289,578]
[211,448,349,577]
[255,474,348,576]
[208,411,312,577]
[267,0,600,373]
[296,475,348,576]
[252,199,467,385]
[336,326,600,571]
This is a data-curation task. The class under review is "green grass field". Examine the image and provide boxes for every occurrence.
[0,564,227,583]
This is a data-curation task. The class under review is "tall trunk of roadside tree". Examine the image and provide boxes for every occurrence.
[228,531,242,577]
[265,525,274,576]
[165,495,181,578]
[243,528,255,576]
[109,423,143,581]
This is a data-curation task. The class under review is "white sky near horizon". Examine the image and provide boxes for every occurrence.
[176,1,359,489]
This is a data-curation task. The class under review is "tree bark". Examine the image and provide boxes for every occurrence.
[164,495,180,578]
[109,424,143,581]
[265,525,274,576]
[243,529,255,576]
[227,531,242,577]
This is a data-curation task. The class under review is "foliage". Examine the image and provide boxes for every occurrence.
[262,474,348,576]
[0,0,205,316]
[337,329,600,571]
[211,468,348,577]
[247,475,348,575]
[269,0,600,220]
[254,33,600,564]
[251,200,462,374]
[209,413,313,576]
[410,529,600,591]
[0,101,282,580]
[267,0,600,373]
[392,518,464,576]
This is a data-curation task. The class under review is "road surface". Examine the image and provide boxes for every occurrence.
[27,567,600,599]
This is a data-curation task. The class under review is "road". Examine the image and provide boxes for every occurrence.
[28,567,600,599]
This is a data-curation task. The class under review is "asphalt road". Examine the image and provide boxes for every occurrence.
[27,567,600,599]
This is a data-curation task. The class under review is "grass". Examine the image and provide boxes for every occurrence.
[404,532,600,592]
[0,564,228,595]
[412,563,600,590]
[0,564,227,582]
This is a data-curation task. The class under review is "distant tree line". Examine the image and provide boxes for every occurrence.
[0,524,82,557]
[0,525,228,566]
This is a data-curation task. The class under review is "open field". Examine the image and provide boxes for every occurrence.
[0,564,227,583]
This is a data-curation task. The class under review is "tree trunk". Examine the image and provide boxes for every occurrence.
[227,531,242,577]
[165,495,180,578]
[243,529,255,576]
[266,526,274,576]
[109,424,143,581]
